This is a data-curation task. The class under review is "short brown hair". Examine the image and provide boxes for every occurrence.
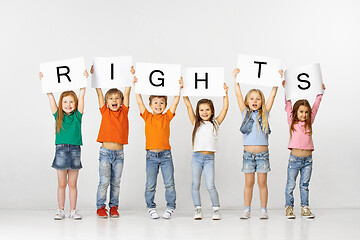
[105,88,124,103]
[149,95,167,106]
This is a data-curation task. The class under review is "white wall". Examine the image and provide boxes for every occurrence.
[1,0,359,210]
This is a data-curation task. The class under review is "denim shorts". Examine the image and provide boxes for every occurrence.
[241,150,270,173]
[52,144,82,170]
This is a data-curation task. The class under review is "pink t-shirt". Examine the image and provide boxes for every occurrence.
[285,94,323,150]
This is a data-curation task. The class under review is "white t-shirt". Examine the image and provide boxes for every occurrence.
[193,120,219,152]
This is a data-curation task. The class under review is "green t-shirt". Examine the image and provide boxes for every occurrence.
[54,110,83,145]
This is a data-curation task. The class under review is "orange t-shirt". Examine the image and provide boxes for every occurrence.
[141,109,175,150]
[97,105,129,144]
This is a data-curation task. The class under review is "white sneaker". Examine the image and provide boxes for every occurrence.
[194,206,202,220]
[240,208,250,219]
[69,209,82,220]
[259,208,268,219]
[162,208,174,219]
[148,208,159,219]
[212,207,221,220]
[54,209,65,220]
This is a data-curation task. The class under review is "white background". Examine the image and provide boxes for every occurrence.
[1,0,359,211]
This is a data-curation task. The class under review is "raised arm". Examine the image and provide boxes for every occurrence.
[77,70,88,114]
[233,68,246,112]
[133,76,146,114]
[123,87,131,108]
[91,66,106,108]
[265,70,282,113]
[183,96,196,125]
[40,72,58,114]
[123,66,135,108]
[265,86,278,113]
[169,77,183,114]
[216,83,229,125]
[310,83,326,123]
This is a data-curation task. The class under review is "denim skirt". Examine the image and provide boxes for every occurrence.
[52,144,82,170]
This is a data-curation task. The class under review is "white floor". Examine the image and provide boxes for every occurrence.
[0,209,359,240]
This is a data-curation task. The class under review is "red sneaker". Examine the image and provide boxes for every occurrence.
[97,206,108,218]
[110,206,119,218]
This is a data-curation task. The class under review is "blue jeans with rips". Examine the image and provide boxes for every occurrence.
[96,147,124,209]
[145,150,176,209]
[191,152,220,208]
[285,154,313,207]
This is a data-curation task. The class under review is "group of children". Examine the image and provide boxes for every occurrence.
[40,66,325,221]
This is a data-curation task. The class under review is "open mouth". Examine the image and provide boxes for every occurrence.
[112,104,118,108]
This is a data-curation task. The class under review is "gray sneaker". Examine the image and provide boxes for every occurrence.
[162,208,174,219]
[259,208,268,219]
[240,208,250,219]
[54,209,65,220]
[69,209,82,220]
[148,208,159,219]
[194,207,202,220]
[212,207,221,220]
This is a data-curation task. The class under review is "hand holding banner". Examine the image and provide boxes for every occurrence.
[91,56,133,88]
[135,63,182,96]
[40,57,87,94]
[236,54,282,87]
[182,68,225,97]
[284,63,324,104]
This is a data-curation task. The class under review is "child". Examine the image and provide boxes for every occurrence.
[133,75,183,219]
[233,68,279,219]
[283,80,325,219]
[183,83,229,220]
[91,66,134,218]
[40,70,88,220]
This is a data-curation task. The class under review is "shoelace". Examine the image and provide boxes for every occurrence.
[288,208,294,215]
[196,209,202,215]
[165,209,173,216]
[213,210,219,215]
[303,207,310,214]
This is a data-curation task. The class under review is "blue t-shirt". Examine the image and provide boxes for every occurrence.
[241,109,269,146]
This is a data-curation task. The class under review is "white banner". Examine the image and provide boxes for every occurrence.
[284,63,324,104]
[236,54,282,87]
[135,63,182,96]
[40,57,87,94]
[182,68,225,97]
[91,56,133,88]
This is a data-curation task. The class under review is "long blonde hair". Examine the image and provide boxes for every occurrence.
[244,89,269,134]
[56,91,78,133]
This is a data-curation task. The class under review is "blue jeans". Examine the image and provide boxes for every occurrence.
[191,152,220,208]
[285,154,313,207]
[96,147,124,209]
[145,150,176,209]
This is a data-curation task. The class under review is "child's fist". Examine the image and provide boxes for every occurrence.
[130,66,135,75]
[232,68,240,80]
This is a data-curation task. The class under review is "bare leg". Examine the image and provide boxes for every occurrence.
[244,173,255,207]
[57,170,68,209]
[68,169,79,210]
[257,173,268,208]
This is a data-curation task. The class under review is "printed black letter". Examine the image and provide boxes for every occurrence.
[195,72,209,89]
[254,61,267,78]
[297,73,311,90]
[56,66,71,83]
[149,70,165,87]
